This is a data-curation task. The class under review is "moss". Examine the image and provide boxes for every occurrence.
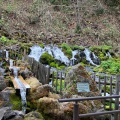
[26,100,37,111]
[70,45,85,51]
[90,45,112,52]
[40,52,55,64]
[50,62,58,68]
[61,43,72,59]
[10,93,22,110]
[39,43,44,48]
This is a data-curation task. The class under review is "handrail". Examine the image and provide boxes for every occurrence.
[59,95,120,102]
[59,95,120,120]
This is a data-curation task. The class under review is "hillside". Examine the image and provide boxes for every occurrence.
[0,0,120,49]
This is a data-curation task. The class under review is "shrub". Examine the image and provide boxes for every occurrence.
[0,36,17,45]
[40,52,55,64]
[94,58,120,74]
[61,43,72,58]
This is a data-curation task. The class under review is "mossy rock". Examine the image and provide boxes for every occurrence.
[24,111,44,120]
[61,43,72,59]
[40,52,55,65]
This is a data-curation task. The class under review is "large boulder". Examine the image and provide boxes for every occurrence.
[64,64,100,97]
[0,87,22,110]
[26,77,53,100]
[37,97,60,114]
[3,109,24,120]
[0,75,6,91]
[24,111,44,120]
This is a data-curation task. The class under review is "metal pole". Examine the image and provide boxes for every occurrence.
[73,102,79,120]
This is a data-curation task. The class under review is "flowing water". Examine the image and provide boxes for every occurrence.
[29,45,70,66]
[84,48,98,66]
[5,50,9,60]
[106,52,112,58]
[9,59,13,69]
[29,45,100,67]
[70,50,80,66]
[12,67,27,113]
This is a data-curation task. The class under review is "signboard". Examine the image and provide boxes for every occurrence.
[77,82,90,92]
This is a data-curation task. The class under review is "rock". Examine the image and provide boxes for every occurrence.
[21,69,33,80]
[0,107,10,120]
[64,64,100,97]
[3,109,24,120]
[24,111,44,120]
[37,97,60,114]
[0,87,22,110]
[28,84,53,100]
[0,75,6,91]
[25,77,42,90]
[62,64,103,117]
[48,92,61,99]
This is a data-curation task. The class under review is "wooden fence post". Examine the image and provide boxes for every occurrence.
[115,75,120,120]
[73,102,79,120]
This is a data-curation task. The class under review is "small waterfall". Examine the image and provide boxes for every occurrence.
[12,67,27,113]
[44,45,53,56]
[9,59,14,69]
[70,50,79,66]
[106,52,112,58]
[29,45,70,66]
[84,48,97,66]
[28,45,44,61]
[5,50,9,60]
[52,46,70,66]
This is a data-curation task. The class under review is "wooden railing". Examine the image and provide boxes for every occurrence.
[59,75,120,120]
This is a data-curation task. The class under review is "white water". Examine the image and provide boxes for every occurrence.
[28,45,45,61]
[70,50,79,66]
[9,59,14,69]
[12,67,27,113]
[29,45,70,66]
[84,48,97,66]
[4,50,9,60]
[52,46,70,66]
[106,52,112,58]
[92,52,98,60]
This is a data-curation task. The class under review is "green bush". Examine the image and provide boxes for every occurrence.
[94,58,120,74]
[70,45,85,51]
[40,52,55,64]
[0,36,17,45]
[54,79,65,91]
[61,43,72,58]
